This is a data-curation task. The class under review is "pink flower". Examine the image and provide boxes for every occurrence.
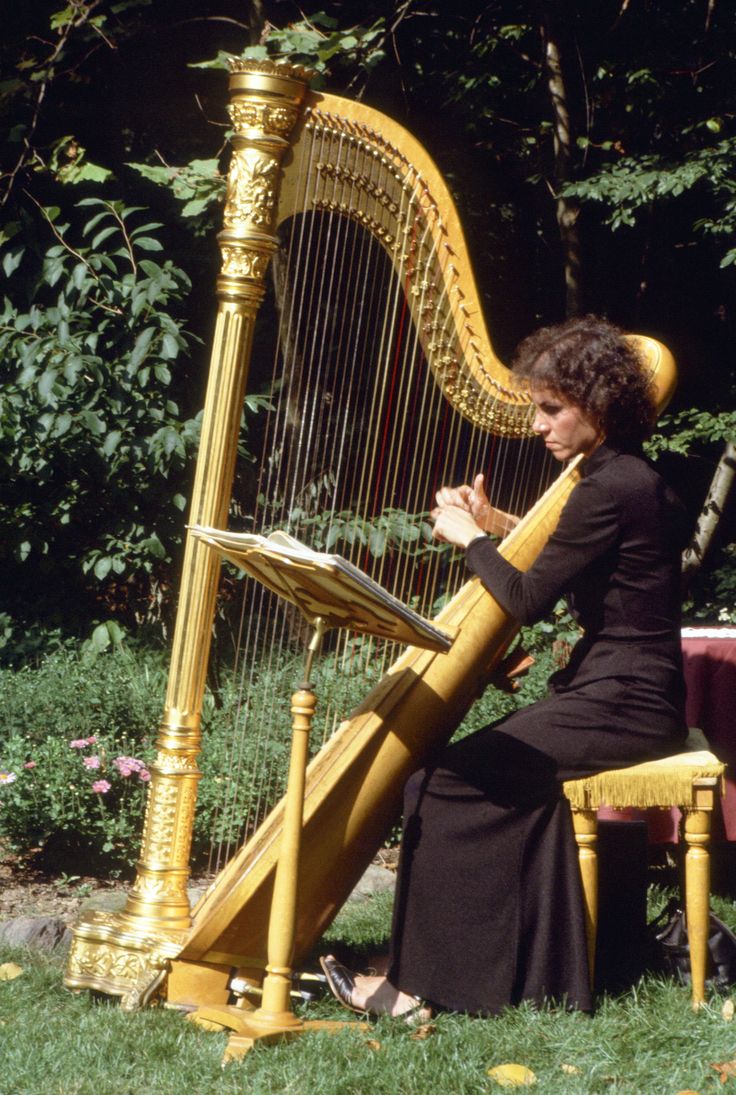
[91,779,111,794]
[86,736,97,745]
[113,755,144,777]
[138,769,151,782]
[83,756,101,769]
[23,761,37,769]
[69,738,88,749]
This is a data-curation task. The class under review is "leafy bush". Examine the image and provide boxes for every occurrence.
[0,199,201,637]
[0,647,165,870]
[0,647,166,747]
[0,732,152,873]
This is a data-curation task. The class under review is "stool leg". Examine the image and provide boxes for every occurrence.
[682,806,712,1010]
[572,808,598,990]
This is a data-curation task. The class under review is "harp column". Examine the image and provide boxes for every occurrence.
[64,60,312,1005]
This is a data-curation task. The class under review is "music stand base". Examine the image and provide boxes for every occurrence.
[188,1004,368,1062]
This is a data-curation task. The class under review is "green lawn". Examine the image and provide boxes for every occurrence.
[2,887,736,1095]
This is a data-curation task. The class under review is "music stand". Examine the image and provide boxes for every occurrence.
[187,527,452,1060]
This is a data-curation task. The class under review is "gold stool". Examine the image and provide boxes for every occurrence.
[564,737,725,1009]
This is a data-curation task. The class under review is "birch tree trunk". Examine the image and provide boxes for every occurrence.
[682,441,736,578]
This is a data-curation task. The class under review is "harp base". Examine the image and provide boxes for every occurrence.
[188,1004,368,1063]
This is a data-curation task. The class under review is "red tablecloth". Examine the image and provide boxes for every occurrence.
[598,629,736,841]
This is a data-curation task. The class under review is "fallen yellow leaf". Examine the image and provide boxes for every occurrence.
[487,1063,537,1087]
[711,1059,736,1083]
[561,1063,582,1075]
[409,1021,436,1041]
[674,1090,701,1094]
[722,999,734,1022]
[364,1039,382,1051]
[0,963,24,981]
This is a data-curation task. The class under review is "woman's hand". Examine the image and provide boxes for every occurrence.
[431,503,486,549]
[431,474,520,545]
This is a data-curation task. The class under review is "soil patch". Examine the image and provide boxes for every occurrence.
[0,851,127,925]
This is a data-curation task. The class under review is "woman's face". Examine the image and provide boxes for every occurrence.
[530,386,601,461]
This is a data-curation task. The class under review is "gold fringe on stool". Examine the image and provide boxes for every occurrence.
[564,745,725,1010]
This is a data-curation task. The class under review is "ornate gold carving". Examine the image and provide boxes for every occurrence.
[154,750,200,772]
[68,936,146,985]
[140,779,179,857]
[224,150,280,230]
[228,57,314,85]
[220,245,272,280]
[132,871,189,902]
[228,100,299,138]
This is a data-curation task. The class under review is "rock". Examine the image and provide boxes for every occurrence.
[348,863,396,903]
[78,891,128,917]
[0,916,71,951]
[77,885,209,918]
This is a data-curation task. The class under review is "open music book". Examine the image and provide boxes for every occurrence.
[191,525,454,653]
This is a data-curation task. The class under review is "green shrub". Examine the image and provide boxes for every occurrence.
[0,647,165,870]
[0,647,166,748]
[0,731,152,872]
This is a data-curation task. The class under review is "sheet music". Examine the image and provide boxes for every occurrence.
[190,525,454,652]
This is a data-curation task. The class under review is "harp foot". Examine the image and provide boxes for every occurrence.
[187,1005,368,1063]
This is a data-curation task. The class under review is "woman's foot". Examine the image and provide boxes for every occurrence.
[320,955,431,1021]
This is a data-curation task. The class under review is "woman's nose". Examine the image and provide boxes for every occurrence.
[532,412,548,434]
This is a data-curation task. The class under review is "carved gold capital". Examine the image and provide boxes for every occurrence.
[228,99,300,139]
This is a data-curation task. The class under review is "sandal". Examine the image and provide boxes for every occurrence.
[319,955,364,1015]
[319,955,432,1024]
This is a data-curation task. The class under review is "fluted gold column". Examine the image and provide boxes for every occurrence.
[65,59,313,1004]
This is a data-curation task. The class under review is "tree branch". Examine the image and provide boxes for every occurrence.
[682,440,736,578]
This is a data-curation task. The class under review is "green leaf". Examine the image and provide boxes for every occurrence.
[369,528,386,557]
[160,333,179,360]
[102,430,122,456]
[2,249,24,277]
[132,237,163,252]
[91,226,119,250]
[81,411,106,437]
[38,369,58,403]
[127,327,155,373]
[94,557,113,580]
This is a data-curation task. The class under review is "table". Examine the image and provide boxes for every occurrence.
[599,627,736,841]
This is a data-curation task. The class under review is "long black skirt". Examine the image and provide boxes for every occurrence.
[386,673,687,1016]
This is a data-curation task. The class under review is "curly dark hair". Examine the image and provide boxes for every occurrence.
[512,315,656,448]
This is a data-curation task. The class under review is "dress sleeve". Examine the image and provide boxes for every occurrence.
[464,476,620,625]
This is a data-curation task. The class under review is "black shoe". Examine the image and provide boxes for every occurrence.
[319,955,363,1014]
[319,955,432,1024]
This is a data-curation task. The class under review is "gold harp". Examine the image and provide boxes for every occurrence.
[65,60,676,1010]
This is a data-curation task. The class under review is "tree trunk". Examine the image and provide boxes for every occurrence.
[682,441,736,577]
[540,11,582,318]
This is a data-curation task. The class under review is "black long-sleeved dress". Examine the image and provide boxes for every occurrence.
[386,443,689,1015]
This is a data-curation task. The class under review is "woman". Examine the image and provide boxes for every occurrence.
[322,315,689,1019]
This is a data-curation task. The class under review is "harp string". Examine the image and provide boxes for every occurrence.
[205,119,557,870]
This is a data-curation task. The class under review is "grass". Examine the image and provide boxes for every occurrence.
[2,885,736,1095]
